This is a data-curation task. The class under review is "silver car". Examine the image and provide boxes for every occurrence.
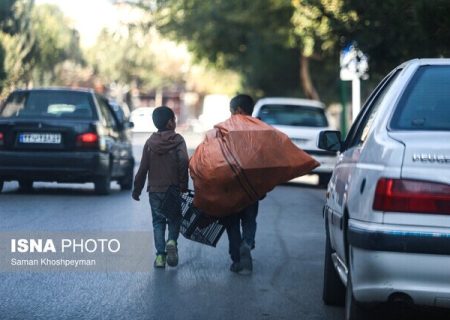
[318,59,450,319]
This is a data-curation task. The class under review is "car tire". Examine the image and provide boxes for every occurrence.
[323,226,345,306]
[94,174,111,195]
[318,173,332,187]
[0,180,4,193]
[18,180,33,192]
[119,165,133,191]
[345,249,371,320]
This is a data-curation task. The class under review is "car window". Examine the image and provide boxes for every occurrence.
[345,69,401,148]
[390,65,450,131]
[258,104,328,127]
[0,91,96,120]
[97,96,118,129]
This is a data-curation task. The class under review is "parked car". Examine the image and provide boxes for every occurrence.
[130,107,157,133]
[318,59,450,319]
[253,97,337,185]
[0,88,135,195]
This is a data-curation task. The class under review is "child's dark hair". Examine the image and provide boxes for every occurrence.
[230,94,254,115]
[152,106,175,130]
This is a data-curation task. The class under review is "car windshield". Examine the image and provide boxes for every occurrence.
[0,91,96,120]
[391,65,450,131]
[258,104,328,127]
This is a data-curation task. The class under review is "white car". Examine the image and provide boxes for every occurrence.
[130,107,157,133]
[318,59,450,319]
[253,97,337,185]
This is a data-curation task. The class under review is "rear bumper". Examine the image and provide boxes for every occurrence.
[348,220,450,308]
[0,150,110,182]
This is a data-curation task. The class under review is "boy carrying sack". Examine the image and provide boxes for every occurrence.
[132,106,189,268]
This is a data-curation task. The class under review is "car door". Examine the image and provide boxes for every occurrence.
[96,95,121,177]
[107,101,134,177]
[327,69,402,263]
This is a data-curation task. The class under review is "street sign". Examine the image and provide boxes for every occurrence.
[340,43,369,81]
[340,43,369,122]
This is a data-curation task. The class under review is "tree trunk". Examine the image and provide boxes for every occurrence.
[300,54,320,101]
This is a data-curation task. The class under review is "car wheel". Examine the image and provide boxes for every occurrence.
[119,165,133,191]
[0,180,4,193]
[345,249,371,320]
[94,174,111,195]
[318,173,332,187]
[18,180,33,192]
[323,226,345,306]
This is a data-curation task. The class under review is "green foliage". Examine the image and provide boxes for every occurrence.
[87,27,178,91]
[0,0,20,34]
[339,0,450,82]
[291,0,357,57]
[156,0,300,98]
[0,0,36,93]
[0,1,83,95]
[30,4,83,81]
[155,0,450,102]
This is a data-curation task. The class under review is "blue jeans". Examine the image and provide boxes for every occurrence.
[149,192,181,256]
[221,202,259,263]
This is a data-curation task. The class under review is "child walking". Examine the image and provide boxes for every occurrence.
[132,106,189,268]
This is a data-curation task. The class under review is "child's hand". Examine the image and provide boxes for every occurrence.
[132,192,140,201]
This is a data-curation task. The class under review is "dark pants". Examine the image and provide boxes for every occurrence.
[221,202,259,263]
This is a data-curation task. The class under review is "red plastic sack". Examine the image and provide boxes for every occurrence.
[189,115,320,217]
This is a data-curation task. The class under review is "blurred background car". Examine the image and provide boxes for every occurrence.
[108,99,131,124]
[193,94,230,132]
[319,59,450,319]
[253,97,337,186]
[0,88,135,195]
[130,107,157,133]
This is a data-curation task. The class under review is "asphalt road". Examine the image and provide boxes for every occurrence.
[0,132,447,320]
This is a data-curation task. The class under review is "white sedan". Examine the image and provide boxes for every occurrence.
[130,107,157,133]
[319,58,450,319]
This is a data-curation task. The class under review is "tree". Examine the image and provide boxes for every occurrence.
[290,0,357,100]
[0,0,36,95]
[121,0,450,104]
[340,0,450,80]
[30,4,84,85]
[155,0,301,98]
[0,2,83,95]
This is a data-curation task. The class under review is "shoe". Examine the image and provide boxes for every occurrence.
[230,262,243,273]
[154,254,166,268]
[166,240,178,267]
[239,242,252,275]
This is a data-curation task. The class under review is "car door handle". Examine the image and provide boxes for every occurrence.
[360,178,366,194]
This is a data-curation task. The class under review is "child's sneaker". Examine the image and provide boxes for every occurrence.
[154,254,166,268]
[239,242,252,275]
[166,240,178,267]
[229,262,243,273]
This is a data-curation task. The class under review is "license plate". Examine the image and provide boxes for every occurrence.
[19,133,62,144]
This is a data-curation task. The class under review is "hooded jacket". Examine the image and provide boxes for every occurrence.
[133,130,189,195]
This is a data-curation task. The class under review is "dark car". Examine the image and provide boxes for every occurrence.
[0,88,135,195]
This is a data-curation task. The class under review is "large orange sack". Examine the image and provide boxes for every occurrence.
[189,115,320,217]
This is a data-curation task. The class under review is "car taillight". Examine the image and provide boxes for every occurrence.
[373,178,450,214]
[76,132,99,148]
[0,132,3,146]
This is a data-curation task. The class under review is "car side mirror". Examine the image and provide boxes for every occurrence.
[318,130,342,152]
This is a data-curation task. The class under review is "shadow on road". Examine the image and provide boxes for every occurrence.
[367,303,450,320]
